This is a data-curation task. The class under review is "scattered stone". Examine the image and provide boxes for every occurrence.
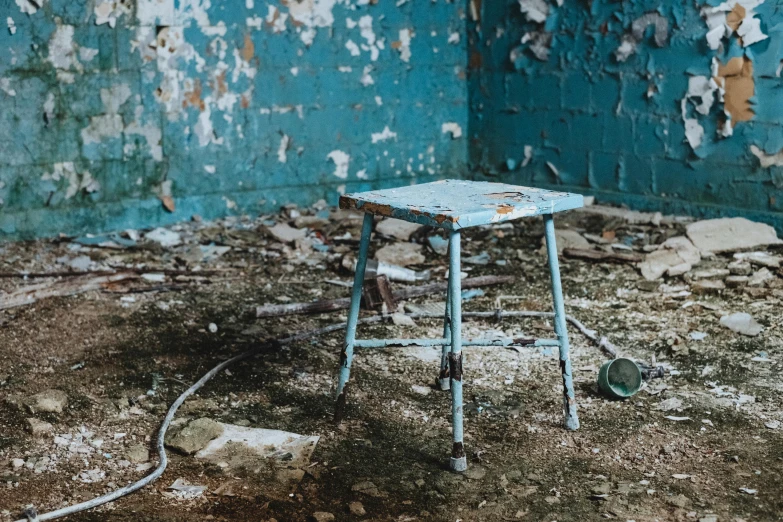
[639,236,700,280]
[691,268,730,279]
[348,501,366,516]
[720,312,763,337]
[311,512,335,522]
[125,444,149,464]
[208,322,218,333]
[391,313,416,327]
[667,493,690,508]
[748,268,773,287]
[725,275,749,288]
[266,223,306,244]
[25,389,68,414]
[376,219,422,241]
[352,480,385,497]
[765,420,780,430]
[375,242,425,266]
[166,478,206,499]
[667,263,691,277]
[728,260,752,275]
[592,482,612,495]
[657,397,683,411]
[11,458,24,470]
[411,385,431,396]
[26,418,53,437]
[691,279,724,295]
[686,217,782,254]
[166,418,224,455]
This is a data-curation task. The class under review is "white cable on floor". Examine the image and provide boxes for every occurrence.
[14,309,617,521]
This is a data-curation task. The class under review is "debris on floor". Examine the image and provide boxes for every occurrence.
[1,200,782,521]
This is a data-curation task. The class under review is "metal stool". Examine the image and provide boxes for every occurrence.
[335,180,583,472]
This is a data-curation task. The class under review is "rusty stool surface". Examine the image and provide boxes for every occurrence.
[334,180,583,472]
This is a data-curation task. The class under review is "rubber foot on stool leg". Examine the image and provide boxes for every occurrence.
[449,456,467,472]
[438,377,450,391]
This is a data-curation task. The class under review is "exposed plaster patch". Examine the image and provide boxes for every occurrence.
[266,6,288,33]
[448,31,460,45]
[360,65,374,86]
[15,0,45,15]
[346,40,361,56]
[81,84,132,145]
[441,122,463,139]
[701,1,768,50]
[136,0,175,26]
[358,15,381,61]
[47,24,78,70]
[356,169,368,179]
[750,145,783,168]
[522,145,533,167]
[286,0,338,46]
[518,0,548,23]
[327,150,350,179]
[42,162,100,199]
[7,17,16,35]
[79,47,99,62]
[393,29,413,62]
[371,126,397,143]
[278,133,290,163]
[521,31,552,61]
[247,16,263,30]
[0,78,16,97]
[94,0,132,28]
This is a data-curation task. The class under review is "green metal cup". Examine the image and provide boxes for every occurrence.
[598,358,642,399]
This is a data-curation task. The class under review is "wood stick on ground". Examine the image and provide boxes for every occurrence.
[563,247,643,263]
[0,273,139,311]
[255,275,514,318]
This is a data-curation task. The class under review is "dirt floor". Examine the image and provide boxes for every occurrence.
[0,202,782,522]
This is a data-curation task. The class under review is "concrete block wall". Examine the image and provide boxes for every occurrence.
[0,0,469,239]
[468,0,783,228]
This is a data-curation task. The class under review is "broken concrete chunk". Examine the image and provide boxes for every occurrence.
[734,251,782,269]
[692,279,725,294]
[266,223,307,244]
[375,219,422,241]
[375,242,425,266]
[639,236,700,281]
[26,418,53,436]
[720,312,763,337]
[166,417,224,455]
[25,389,68,414]
[195,423,319,471]
[686,218,782,254]
[539,229,590,255]
[725,275,749,288]
[748,268,773,287]
[691,268,730,280]
[728,260,752,275]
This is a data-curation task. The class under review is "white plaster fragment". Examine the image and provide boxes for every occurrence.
[750,145,783,168]
[700,0,768,49]
[266,6,288,33]
[16,0,45,15]
[136,0,175,26]
[43,92,55,121]
[374,96,382,106]
[327,150,350,179]
[684,118,705,150]
[278,134,290,163]
[358,15,380,61]
[737,16,768,46]
[338,65,352,73]
[441,122,463,139]
[356,169,368,179]
[42,163,100,199]
[7,17,16,35]
[518,0,549,23]
[615,37,637,62]
[204,165,216,174]
[245,0,253,8]
[372,126,397,144]
[448,32,460,45]
[688,75,716,115]
[247,16,263,30]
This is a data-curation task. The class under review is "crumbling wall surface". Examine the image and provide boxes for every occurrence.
[469,0,783,226]
[0,0,468,239]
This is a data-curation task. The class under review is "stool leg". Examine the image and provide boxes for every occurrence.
[543,214,580,431]
[438,238,452,391]
[447,229,467,472]
[335,212,373,421]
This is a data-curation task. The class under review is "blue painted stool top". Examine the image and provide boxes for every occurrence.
[340,180,583,230]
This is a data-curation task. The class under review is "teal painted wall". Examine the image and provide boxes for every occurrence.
[0,0,469,239]
[468,1,783,228]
